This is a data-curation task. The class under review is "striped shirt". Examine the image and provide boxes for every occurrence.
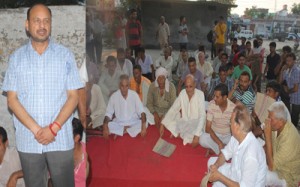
[233,86,256,112]
[207,99,235,135]
[126,19,142,46]
[283,64,300,105]
[2,40,84,153]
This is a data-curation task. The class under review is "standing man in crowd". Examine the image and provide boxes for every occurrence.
[126,8,143,57]
[214,16,227,53]
[264,42,280,83]
[2,4,83,187]
[178,16,189,50]
[156,16,170,50]
[281,53,300,127]
[93,13,104,64]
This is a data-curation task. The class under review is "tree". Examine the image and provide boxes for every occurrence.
[291,3,300,15]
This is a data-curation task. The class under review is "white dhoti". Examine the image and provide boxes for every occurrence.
[207,157,231,187]
[108,119,147,137]
[265,171,287,187]
[165,118,200,145]
[144,106,155,125]
[199,132,231,154]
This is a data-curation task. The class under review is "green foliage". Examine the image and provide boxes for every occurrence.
[291,3,300,15]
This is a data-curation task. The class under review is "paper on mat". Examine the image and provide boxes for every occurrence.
[153,138,176,157]
[254,92,275,123]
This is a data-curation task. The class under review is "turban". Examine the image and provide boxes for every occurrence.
[155,67,169,92]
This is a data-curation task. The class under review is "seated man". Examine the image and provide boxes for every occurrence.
[135,47,155,81]
[129,65,154,124]
[86,80,106,129]
[98,56,121,104]
[200,84,235,155]
[231,52,252,81]
[160,74,206,147]
[264,102,300,187]
[207,66,233,101]
[177,57,204,94]
[196,51,213,87]
[103,74,147,138]
[229,71,255,113]
[207,104,267,187]
[146,67,177,128]
[175,48,189,83]
[155,47,173,82]
[0,126,25,187]
[116,48,133,78]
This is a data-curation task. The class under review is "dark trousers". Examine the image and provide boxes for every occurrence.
[130,45,141,58]
[94,39,103,64]
[86,40,95,63]
[211,43,216,59]
[19,150,74,187]
[291,104,300,127]
[179,43,188,50]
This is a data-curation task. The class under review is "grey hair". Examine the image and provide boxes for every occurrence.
[185,74,195,83]
[119,74,129,83]
[268,101,290,122]
[233,104,252,133]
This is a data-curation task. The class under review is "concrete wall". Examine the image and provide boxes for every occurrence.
[0,5,85,146]
[141,1,228,50]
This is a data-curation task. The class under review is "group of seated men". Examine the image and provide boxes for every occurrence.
[85,42,300,186]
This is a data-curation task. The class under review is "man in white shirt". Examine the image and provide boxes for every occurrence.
[0,127,25,187]
[155,47,173,82]
[156,16,170,50]
[200,84,235,155]
[160,74,206,147]
[207,104,267,187]
[197,51,213,87]
[98,56,121,104]
[103,74,147,138]
[116,48,133,78]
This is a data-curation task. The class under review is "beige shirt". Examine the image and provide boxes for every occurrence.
[0,147,25,187]
[157,23,170,42]
[272,122,300,187]
[146,82,176,116]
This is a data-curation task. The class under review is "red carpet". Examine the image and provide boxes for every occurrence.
[87,125,214,187]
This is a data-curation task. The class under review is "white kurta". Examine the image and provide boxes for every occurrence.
[161,89,206,145]
[89,84,106,128]
[208,132,267,187]
[116,59,133,78]
[98,70,120,104]
[105,90,146,137]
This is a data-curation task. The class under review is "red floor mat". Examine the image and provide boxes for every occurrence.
[87,125,214,187]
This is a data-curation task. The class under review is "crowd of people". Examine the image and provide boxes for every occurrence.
[86,9,300,187]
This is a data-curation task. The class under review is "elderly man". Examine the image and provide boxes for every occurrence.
[156,16,170,50]
[160,74,206,147]
[98,56,121,104]
[0,127,25,187]
[147,67,176,129]
[229,71,255,113]
[264,102,300,187]
[103,74,147,138]
[177,57,204,94]
[200,84,235,155]
[207,104,267,187]
[155,47,173,82]
[196,51,213,86]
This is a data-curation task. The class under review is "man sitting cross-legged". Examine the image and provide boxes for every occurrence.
[200,84,235,155]
[207,104,267,187]
[103,74,147,139]
[160,74,206,147]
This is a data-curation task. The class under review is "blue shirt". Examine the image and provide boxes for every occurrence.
[2,40,84,153]
[283,64,300,105]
